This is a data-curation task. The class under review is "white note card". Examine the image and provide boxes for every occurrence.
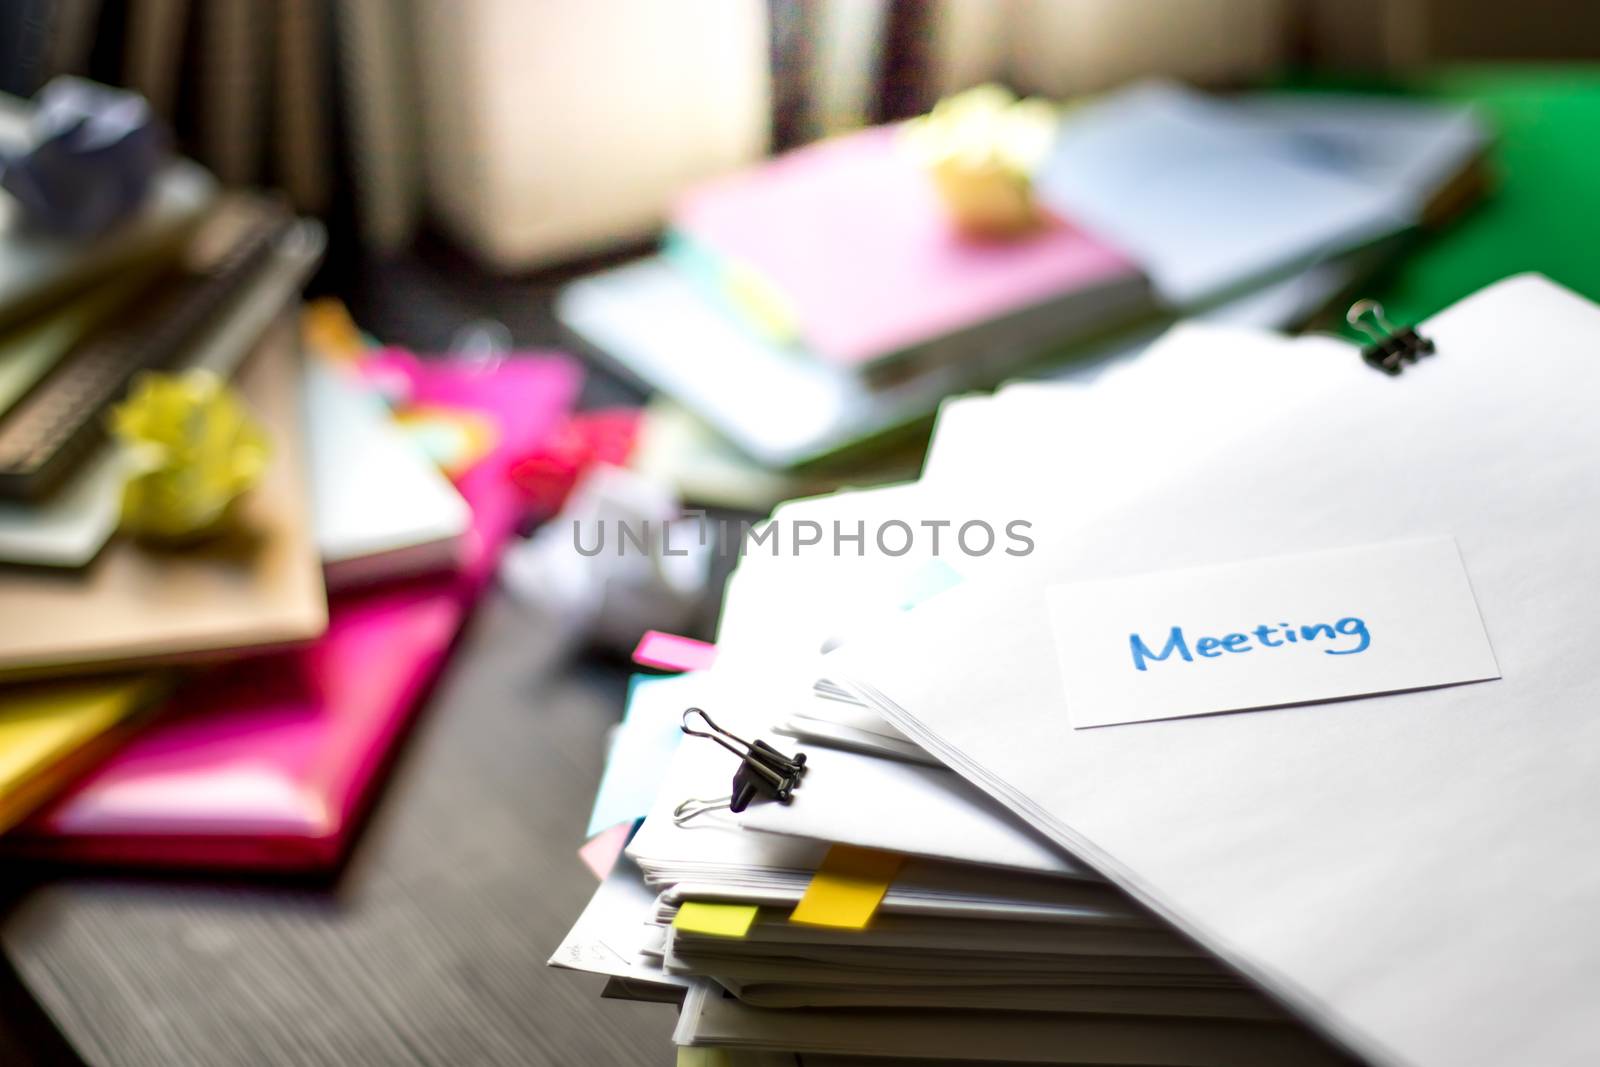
[1048,538,1500,729]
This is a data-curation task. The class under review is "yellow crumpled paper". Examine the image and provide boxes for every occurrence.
[110,368,271,542]
[901,84,1058,239]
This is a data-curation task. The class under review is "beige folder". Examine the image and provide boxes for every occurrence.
[0,315,327,679]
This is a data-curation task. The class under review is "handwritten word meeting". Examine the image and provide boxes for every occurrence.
[1129,618,1371,672]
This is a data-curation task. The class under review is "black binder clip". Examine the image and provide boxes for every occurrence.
[677,708,806,819]
[1347,298,1435,376]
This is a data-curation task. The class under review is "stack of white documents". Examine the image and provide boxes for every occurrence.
[554,273,1597,1066]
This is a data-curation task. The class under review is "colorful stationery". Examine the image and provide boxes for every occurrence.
[674,902,759,939]
[585,673,699,839]
[565,86,1488,480]
[7,352,581,873]
[632,631,717,674]
[670,124,1150,379]
[788,845,904,929]
[305,358,470,590]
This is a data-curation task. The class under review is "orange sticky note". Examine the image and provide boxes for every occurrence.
[673,902,758,938]
[301,298,368,361]
[789,845,904,929]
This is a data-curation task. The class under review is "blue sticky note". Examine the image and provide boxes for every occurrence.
[899,558,964,611]
[585,673,695,839]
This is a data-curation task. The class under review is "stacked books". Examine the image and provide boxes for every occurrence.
[554,273,1600,1066]
[559,80,1489,503]
[0,82,583,873]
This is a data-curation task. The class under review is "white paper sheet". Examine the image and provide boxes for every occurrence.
[306,358,470,585]
[1235,93,1488,217]
[1038,81,1410,304]
[843,275,1600,1067]
[677,980,1353,1064]
[737,743,1083,876]
[548,855,692,988]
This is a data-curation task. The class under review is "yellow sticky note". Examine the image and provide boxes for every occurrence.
[676,1047,731,1067]
[673,902,758,938]
[789,845,904,929]
[720,260,798,344]
[0,675,167,833]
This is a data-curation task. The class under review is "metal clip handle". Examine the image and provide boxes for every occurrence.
[679,707,807,813]
[1348,299,1436,376]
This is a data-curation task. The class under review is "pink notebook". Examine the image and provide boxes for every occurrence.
[671,126,1148,375]
[7,353,581,874]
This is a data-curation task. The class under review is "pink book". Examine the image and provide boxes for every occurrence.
[671,126,1150,377]
[6,353,581,874]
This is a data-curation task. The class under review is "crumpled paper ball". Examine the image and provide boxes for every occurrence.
[500,463,712,655]
[0,77,168,239]
[110,369,271,542]
[901,84,1058,239]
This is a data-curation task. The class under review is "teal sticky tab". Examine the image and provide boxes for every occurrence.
[899,558,965,611]
[585,674,692,839]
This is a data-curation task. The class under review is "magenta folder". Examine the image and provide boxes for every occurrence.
[671,126,1146,373]
[7,353,581,874]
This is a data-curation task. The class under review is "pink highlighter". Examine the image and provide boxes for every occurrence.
[7,353,581,874]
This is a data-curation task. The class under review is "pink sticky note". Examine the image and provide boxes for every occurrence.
[578,821,632,882]
[673,126,1141,369]
[632,631,717,673]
